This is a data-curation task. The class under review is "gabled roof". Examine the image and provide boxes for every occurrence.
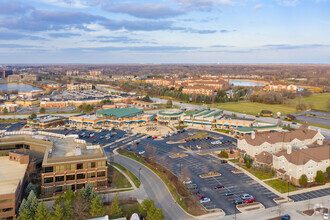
[97,108,142,118]
[255,151,273,165]
[240,127,320,145]
[274,142,330,165]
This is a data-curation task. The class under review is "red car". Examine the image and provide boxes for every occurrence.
[245,197,255,203]
[153,136,157,139]
[184,139,189,142]
[196,194,206,200]
[214,184,224,189]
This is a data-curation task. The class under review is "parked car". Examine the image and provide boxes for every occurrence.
[89,133,95,138]
[182,179,192,185]
[196,145,201,150]
[281,214,291,220]
[184,139,189,142]
[233,198,244,205]
[200,198,211,204]
[323,213,328,220]
[214,184,224,189]
[186,184,198,189]
[65,131,69,135]
[153,136,158,139]
[245,197,255,203]
[188,133,194,136]
[220,159,228,164]
[241,194,253,200]
[196,194,206,200]
[138,150,145,155]
[191,138,196,141]
[147,135,152,138]
[225,190,234,196]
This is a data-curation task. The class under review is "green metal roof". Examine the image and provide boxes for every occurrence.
[196,110,214,117]
[205,110,224,118]
[97,108,142,118]
[184,109,206,116]
[236,125,279,132]
[158,110,183,116]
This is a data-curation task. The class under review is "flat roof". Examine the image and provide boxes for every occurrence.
[0,156,28,195]
[97,107,142,118]
[71,114,99,120]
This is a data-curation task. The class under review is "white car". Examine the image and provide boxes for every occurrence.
[196,145,201,150]
[324,213,328,220]
[241,194,252,200]
[138,151,145,155]
[200,198,211,204]
[188,133,194,136]
[183,180,192,185]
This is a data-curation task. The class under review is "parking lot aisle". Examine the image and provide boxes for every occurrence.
[289,188,330,202]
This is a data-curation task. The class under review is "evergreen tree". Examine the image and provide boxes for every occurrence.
[35,202,52,220]
[3,107,8,114]
[89,197,106,217]
[299,174,308,185]
[64,199,74,220]
[25,183,37,198]
[79,187,87,198]
[139,198,154,217]
[109,195,123,219]
[53,204,64,220]
[19,198,27,215]
[315,170,325,183]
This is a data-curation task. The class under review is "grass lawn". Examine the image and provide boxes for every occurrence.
[229,159,239,163]
[265,179,299,193]
[214,128,230,134]
[189,132,209,139]
[109,165,132,189]
[121,201,140,218]
[112,162,141,188]
[243,167,275,180]
[0,119,23,123]
[179,93,330,116]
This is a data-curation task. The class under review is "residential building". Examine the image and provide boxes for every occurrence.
[0,151,29,219]
[272,142,330,185]
[0,70,13,79]
[27,115,65,128]
[90,70,101,76]
[66,70,79,76]
[67,83,93,91]
[264,82,298,92]
[182,86,215,96]
[132,100,154,108]
[0,104,19,113]
[237,127,325,158]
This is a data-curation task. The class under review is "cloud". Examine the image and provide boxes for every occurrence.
[0,10,105,31]
[63,45,200,52]
[276,0,299,7]
[0,44,37,48]
[103,3,184,19]
[210,45,231,47]
[100,20,176,31]
[254,4,264,10]
[263,44,330,50]
[0,0,33,15]
[0,32,46,40]
[186,29,217,34]
[48,33,81,38]
[169,0,234,11]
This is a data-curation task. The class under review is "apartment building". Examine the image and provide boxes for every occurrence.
[182,86,215,96]
[89,70,101,76]
[272,142,329,185]
[66,70,79,76]
[237,127,325,158]
[67,83,93,91]
[264,82,298,92]
[0,151,29,219]
[0,104,19,113]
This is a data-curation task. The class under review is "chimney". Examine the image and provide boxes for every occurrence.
[251,132,255,140]
[287,145,292,154]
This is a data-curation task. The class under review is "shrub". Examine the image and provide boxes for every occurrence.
[299,174,308,186]
[220,150,229,158]
[246,160,251,169]
[315,170,325,183]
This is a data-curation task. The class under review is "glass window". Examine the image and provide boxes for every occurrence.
[87,162,96,169]
[55,176,64,182]
[77,163,84,170]
[66,164,75,171]
[97,171,106,177]
[77,173,85,179]
[55,165,65,172]
[97,161,106,168]
[44,177,53,184]
[44,187,54,195]
[97,181,106,187]
[66,174,75,181]
[87,172,96,178]
[43,166,53,173]
[76,183,85,190]
[55,186,63,193]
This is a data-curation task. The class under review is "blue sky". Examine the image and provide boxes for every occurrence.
[0,0,329,64]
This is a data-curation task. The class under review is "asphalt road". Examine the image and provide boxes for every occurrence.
[292,110,330,127]
[114,154,194,220]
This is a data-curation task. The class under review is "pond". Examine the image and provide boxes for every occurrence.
[0,83,41,92]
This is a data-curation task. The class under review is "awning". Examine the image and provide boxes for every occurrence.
[97,121,103,124]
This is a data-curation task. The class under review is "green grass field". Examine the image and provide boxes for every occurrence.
[207,93,330,115]
[265,179,299,193]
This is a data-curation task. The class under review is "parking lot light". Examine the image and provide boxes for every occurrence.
[139,168,141,181]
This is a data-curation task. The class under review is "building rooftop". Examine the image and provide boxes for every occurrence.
[72,114,99,120]
[34,115,63,123]
[158,109,184,116]
[97,107,142,118]
[240,127,321,145]
[236,125,279,132]
[0,156,28,195]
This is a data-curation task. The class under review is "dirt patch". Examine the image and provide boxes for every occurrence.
[232,169,243,174]
[303,209,314,216]
[273,197,293,205]
[236,202,265,213]
[167,140,185,144]
[169,153,188,158]
[199,172,221,178]
[198,152,210,156]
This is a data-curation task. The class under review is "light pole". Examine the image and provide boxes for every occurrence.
[139,168,141,181]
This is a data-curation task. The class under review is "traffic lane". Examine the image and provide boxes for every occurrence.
[295,115,330,127]
[114,154,194,220]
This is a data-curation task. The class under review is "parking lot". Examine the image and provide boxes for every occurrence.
[0,122,25,131]
[169,154,278,215]
[44,128,126,145]
[289,188,330,202]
